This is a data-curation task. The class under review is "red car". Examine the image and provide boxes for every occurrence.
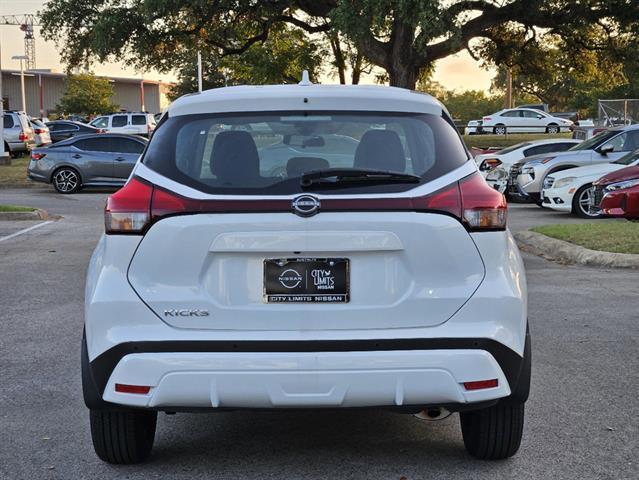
[593,165,639,220]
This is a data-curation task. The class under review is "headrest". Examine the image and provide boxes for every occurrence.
[354,130,406,172]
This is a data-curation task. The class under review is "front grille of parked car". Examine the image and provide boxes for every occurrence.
[507,164,522,193]
[543,176,555,190]
[592,185,604,208]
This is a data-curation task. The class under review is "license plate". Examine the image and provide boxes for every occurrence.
[263,258,349,303]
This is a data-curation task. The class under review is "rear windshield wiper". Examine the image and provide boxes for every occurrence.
[300,168,421,188]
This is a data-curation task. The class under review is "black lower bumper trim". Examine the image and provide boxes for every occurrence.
[86,337,527,403]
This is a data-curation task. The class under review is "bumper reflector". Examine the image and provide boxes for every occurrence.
[463,379,498,391]
[115,383,151,395]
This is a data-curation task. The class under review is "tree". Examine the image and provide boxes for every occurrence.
[56,73,118,116]
[486,24,639,116]
[42,1,639,89]
[167,23,326,100]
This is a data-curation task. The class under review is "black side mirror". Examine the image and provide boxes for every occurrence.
[598,144,614,155]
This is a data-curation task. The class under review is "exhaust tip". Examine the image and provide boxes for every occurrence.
[414,407,452,421]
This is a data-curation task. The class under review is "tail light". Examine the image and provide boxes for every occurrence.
[483,117,492,121]
[105,178,153,234]
[97,129,106,133]
[19,133,28,141]
[479,158,502,171]
[33,128,45,134]
[147,123,155,135]
[417,173,507,231]
[31,152,46,160]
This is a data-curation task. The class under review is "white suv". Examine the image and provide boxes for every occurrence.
[90,112,156,137]
[84,83,530,464]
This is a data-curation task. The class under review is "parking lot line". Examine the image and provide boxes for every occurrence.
[0,221,54,243]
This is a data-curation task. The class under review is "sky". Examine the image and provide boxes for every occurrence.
[1,0,494,91]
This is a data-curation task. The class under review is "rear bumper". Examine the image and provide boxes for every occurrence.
[88,339,524,410]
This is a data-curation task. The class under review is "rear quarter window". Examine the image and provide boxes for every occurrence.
[131,115,147,125]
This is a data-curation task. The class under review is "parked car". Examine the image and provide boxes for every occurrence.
[3,110,35,157]
[29,119,52,147]
[480,108,573,134]
[83,83,530,464]
[508,124,639,204]
[90,112,157,137]
[541,149,639,218]
[28,133,147,193]
[465,119,480,135]
[45,120,103,143]
[592,164,639,220]
[475,138,581,193]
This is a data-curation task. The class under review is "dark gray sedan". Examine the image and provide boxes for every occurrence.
[27,133,147,193]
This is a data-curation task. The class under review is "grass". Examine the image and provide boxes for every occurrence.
[0,156,31,187]
[531,223,639,254]
[463,133,572,149]
[0,204,37,212]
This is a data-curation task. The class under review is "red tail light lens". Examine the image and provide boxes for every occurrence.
[33,128,44,134]
[115,383,151,394]
[463,379,498,391]
[417,173,506,231]
[31,152,46,160]
[459,173,507,230]
[19,133,28,141]
[105,178,152,234]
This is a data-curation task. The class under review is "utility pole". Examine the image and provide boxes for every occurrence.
[505,69,513,109]
[197,51,202,92]
[12,55,29,113]
[0,40,8,163]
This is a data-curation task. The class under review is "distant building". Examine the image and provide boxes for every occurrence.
[1,69,172,117]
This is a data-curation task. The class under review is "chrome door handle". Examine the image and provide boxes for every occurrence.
[72,154,82,159]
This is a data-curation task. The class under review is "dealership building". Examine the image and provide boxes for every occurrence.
[1,69,172,117]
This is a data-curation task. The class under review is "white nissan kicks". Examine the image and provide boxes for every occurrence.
[84,80,530,464]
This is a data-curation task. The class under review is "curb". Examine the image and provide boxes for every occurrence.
[0,184,49,190]
[0,209,49,221]
[514,230,639,269]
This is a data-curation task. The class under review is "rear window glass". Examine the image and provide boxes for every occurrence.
[3,115,13,128]
[132,115,147,125]
[143,111,469,195]
[74,138,110,152]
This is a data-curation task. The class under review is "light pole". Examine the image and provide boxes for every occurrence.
[12,55,29,113]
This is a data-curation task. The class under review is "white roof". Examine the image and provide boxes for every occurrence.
[168,84,445,117]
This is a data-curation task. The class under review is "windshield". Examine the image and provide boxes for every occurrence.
[568,130,619,151]
[143,111,469,195]
[614,149,639,165]
[497,142,531,155]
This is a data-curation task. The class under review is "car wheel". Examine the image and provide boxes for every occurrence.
[52,167,82,194]
[90,409,157,464]
[493,125,506,135]
[546,124,560,134]
[572,184,602,218]
[460,401,525,459]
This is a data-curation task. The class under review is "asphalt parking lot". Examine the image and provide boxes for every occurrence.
[1,186,637,480]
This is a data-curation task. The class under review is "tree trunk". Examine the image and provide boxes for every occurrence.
[388,66,419,90]
[328,33,346,84]
[386,18,419,89]
[351,51,363,84]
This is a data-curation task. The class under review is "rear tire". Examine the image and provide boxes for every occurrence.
[90,409,157,464]
[52,167,82,194]
[493,124,506,135]
[460,402,525,460]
